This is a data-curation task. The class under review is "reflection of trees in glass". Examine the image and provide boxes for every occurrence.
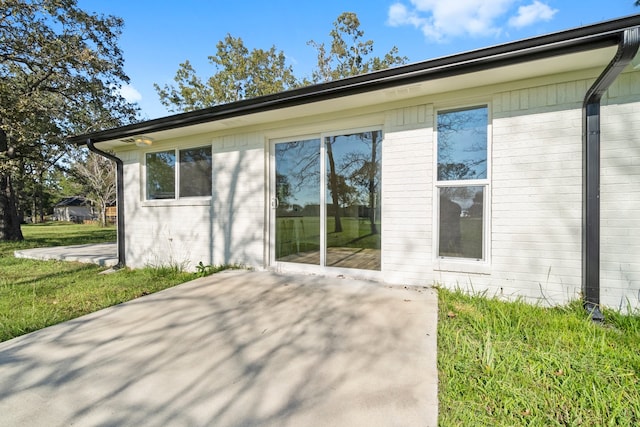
[326,131,382,234]
[437,107,487,181]
[329,174,358,209]
[276,131,382,235]
[146,151,175,199]
[346,131,382,234]
[326,136,343,232]
[179,146,212,197]
[275,172,292,207]
[275,139,321,211]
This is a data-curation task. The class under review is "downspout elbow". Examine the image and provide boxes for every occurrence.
[86,139,126,269]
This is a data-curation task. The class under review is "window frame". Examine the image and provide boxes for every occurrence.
[433,104,491,273]
[142,144,213,205]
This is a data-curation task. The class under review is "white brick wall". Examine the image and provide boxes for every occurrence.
[120,132,265,271]
[210,134,264,267]
[600,70,640,311]
[382,106,434,283]
[381,79,588,306]
[491,98,584,304]
[115,68,640,312]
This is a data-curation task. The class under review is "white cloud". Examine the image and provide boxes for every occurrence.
[387,3,426,28]
[387,0,558,42]
[508,1,557,28]
[119,84,142,103]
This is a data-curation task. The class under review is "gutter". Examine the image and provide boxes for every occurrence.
[582,27,640,321]
[86,139,126,269]
[68,14,640,145]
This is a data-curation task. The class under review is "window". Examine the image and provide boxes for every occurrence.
[436,106,488,260]
[180,147,213,197]
[146,146,212,200]
[146,150,175,199]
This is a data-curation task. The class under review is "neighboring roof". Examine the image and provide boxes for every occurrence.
[54,196,89,207]
[69,14,640,147]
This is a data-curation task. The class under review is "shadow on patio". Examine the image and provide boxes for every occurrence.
[0,270,437,426]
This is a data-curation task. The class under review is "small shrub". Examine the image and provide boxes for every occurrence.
[195,262,243,278]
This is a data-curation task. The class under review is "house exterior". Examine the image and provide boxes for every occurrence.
[53,197,93,222]
[70,15,640,313]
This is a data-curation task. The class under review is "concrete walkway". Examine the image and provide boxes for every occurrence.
[14,242,118,267]
[0,269,438,426]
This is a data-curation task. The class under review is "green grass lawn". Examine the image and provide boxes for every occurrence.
[438,288,640,426]
[3,223,639,425]
[0,222,197,342]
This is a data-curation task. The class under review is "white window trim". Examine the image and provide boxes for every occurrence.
[432,103,492,274]
[141,144,213,206]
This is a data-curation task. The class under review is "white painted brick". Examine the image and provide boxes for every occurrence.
[114,70,640,312]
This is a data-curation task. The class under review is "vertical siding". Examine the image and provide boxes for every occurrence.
[600,71,640,311]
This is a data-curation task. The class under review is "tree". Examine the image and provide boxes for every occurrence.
[308,12,407,83]
[0,0,138,240]
[155,35,299,112]
[73,151,116,227]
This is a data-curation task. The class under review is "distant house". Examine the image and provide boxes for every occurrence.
[53,197,93,222]
[105,204,117,224]
[70,15,640,314]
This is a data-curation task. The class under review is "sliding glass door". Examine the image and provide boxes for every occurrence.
[272,129,382,271]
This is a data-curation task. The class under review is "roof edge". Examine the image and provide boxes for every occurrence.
[69,13,640,145]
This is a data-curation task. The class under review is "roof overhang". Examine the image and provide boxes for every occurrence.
[68,14,640,149]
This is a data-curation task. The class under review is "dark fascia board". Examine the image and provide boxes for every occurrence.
[69,13,640,145]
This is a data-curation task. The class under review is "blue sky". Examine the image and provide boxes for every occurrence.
[77,0,639,120]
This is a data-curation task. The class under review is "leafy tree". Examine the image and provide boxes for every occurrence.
[73,151,116,227]
[308,12,407,83]
[0,0,138,240]
[155,35,299,112]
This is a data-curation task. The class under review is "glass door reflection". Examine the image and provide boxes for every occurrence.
[274,139,321,265]
[325,131,381,270]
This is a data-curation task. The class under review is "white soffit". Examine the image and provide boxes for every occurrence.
[108,46,617,149]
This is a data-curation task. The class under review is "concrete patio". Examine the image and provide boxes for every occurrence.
[0,269,438,426]
[14,242,118,267]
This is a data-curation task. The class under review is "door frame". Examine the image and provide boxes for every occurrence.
[267,129,384,280]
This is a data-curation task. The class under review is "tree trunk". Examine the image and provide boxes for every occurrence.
[38,171,45,223]
[31,195,37,224]
[0,172,24,241]
[0,129,23,240]
[100,200,107,227]
[326,139,342,233]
